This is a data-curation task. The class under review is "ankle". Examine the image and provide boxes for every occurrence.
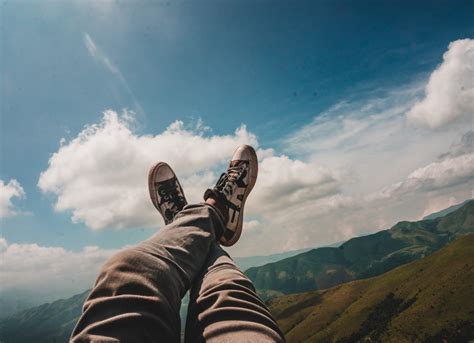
[206,196,228,222]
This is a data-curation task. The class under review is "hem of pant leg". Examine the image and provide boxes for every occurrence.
[201,202,226,236]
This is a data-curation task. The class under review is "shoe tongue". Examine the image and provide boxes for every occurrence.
[229,160,244,167]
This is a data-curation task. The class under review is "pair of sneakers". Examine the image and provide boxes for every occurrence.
[148,145,258,246]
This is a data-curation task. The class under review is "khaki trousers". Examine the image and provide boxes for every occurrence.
[71,204,285,342]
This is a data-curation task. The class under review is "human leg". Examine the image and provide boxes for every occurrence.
[71,163,225,342]
[184,145,285,342]
[184,243,285,343]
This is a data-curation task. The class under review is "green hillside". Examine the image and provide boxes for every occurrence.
[246,200,474,298]
[269,234,474,342]
[0,290,89,343]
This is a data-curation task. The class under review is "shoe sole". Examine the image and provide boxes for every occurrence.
[148,162,186,224]
[220,145,258,246]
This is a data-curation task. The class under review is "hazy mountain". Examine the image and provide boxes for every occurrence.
[269,234,474,342]
[245,200,474,299]
[0,289,52,319]
[0,290,88,343]
[233,248,311,272]
[233,241,344,272]
[422,199,470,220]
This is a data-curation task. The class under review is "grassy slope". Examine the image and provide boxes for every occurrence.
[269,234,474,343]
[246,200,473,297]
[0,290,89,343]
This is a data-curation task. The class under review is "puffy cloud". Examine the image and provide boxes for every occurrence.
[406,39,474,129]
[0,179,25,218]
[38,110,257,229]
[37,110,349,257]
[38,110,346,235]
[0,238,116,297]
[248,155,340,215]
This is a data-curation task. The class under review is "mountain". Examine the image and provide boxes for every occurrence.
[233,248,312,272]
[423,199,470,220]
[269,234,474,342]
[0,290,89,343]
[245,200,474,299]
[233,241,343,272]
[0,289,52,319]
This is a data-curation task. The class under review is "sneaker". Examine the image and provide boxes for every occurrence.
[204,145,258,246]
[148,162,187,224]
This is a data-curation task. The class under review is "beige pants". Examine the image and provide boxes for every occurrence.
[71,204,285,342]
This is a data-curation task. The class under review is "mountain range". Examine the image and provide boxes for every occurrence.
[245,200,473,299]
[269,234,474,342]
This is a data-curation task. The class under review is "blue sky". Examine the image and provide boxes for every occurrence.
[1,0,473,278]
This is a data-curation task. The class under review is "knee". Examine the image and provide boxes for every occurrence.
[107,247,141,268]
[97,247,145,281]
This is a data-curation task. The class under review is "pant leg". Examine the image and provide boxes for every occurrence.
[71,203,225,343]
[184,243,286,343]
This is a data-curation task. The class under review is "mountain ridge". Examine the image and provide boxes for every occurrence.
[245,200,474,298]
[269,234,474,342]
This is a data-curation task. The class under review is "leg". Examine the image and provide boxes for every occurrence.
[185,243,285,342]
[71,203,225,342]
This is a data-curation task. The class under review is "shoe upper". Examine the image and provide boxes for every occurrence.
[149,163,187,224]
[205,145,258,246]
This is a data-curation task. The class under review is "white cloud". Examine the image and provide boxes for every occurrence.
[243,220,261,232]
[248,155,341,215]
[375,153,474,199]
[38,110,258,229]
[374,131,474,199]
[0,179,25,218]
[38,109,348,257]
[406,39,474,129]
[0,237,116,297]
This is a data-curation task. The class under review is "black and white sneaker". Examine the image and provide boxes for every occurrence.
[204,145,258,246]
[148,162,187,225]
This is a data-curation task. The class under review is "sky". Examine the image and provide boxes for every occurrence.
[1,0,473,300]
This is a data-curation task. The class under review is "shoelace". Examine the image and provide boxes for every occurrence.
[216,163,245,196]
[158,179,186,214]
